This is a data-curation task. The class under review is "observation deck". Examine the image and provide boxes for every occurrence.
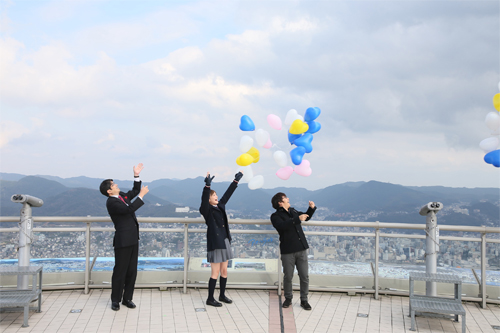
[1,216,499,332]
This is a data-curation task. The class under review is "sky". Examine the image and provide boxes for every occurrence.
[0,0,499,191]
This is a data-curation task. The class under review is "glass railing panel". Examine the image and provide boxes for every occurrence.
[303,227,375,290]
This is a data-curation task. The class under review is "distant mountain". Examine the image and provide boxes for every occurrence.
[1,173,498,227]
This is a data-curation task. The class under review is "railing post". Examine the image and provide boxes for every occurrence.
[84,222,91,294]
[277,251,282,296]
[374,227,380,300]
[480,233,486,308]
[183,223,188,294]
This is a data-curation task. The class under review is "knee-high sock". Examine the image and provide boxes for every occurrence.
[219,276,227,298]
[208,278,217,301]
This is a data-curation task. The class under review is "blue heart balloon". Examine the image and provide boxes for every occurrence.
[304,107,321,122]
[484,149,500,167]
[239,115,255,131]
[288,132,302,145]
[306,121,321,134]
[294,133,313,153]
[290,146,306,165]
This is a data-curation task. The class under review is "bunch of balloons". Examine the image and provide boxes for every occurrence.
[480,83,500,168]
[236,107,322,190]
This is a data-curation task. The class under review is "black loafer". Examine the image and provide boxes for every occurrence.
[282,298,292,308]
[111,301,120,311]
[300,300,312,310]
[219,295,233,304]
[122,300,136,309]
[206,299,222,307]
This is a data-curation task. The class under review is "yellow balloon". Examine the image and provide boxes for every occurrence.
[247,147,260,163]
[236,153,254,166]
[289,119,309,134]
[494,93,500,112]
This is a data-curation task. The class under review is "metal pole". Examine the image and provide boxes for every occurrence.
[481,233,486,308]
[425,210,437,296]
[374,227,380,300]
[183,223,188,294]
[18,203,32,289]
[278,251,282,296]
[84,222,91,295]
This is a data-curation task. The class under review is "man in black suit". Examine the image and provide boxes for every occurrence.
[271,192,316,311]
[99,163,149,311]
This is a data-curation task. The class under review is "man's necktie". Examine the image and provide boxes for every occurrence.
[119,196,127,205]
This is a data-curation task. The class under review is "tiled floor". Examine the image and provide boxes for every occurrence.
[1,289,499,332]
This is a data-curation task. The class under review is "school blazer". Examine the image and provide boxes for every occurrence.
[106,181,144,248]
[199,181,238,252]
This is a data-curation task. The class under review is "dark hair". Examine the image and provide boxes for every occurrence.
[210,190,216,197]
[99,179,113,197]
[271,192,286,210]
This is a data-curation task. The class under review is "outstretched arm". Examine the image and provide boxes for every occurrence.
[219,171,243,205]
[200,172,213,216]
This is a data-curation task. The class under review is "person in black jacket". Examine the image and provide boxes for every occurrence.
[271,192,316,310]
[99,163,149,311]
[199,171,243,307]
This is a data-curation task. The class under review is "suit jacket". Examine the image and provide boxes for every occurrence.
[106,180,144,248]
[199,181,238,252]
[271,205,317,255]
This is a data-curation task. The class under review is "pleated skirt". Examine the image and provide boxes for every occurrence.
[207,238,234,263]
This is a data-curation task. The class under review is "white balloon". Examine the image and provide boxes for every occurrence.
[239,135,253,153]
[485,112,500,131]
[273,150,288,167]
[248,175,264,190]
[285,109,303,126]
[255,128,270,147]
[241,165,254,182]
[479,137,500,153]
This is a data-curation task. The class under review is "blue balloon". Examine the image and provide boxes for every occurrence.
[484,149,500,167]
[288,132,302,145]
[304,107,321,122]
[306,121,321,134]
[290,146,306,165]
[239,115,255,131]
[294,133,313,153]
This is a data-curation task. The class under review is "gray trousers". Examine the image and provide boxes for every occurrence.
[281,249,309,301]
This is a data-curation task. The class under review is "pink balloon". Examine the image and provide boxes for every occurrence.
[294,159,312,177]
[267,114,282,130]
[263,138,272,149]
[276,166,293,180]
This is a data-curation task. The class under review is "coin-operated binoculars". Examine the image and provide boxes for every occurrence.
[11,194,44,289]
[419,201,443,297]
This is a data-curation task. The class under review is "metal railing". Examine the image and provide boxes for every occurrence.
[0,216,499,308]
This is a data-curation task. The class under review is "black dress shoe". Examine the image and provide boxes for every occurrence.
[300,300,312,310]
[111,302,120,311]
[219,295,233,304]
[206,299,222,307]
[282,298,292,308]
[122,300,136,309]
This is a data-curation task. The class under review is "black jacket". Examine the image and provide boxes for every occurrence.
[271,205,316,255]
[199,181,238,252]
[106,180,144,248]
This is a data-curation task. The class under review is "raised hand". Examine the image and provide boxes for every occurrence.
[139,185,149,197]
[133,163,144,176]
[309,201,315,209]
[234,171,243,182]
[205,172,215,187]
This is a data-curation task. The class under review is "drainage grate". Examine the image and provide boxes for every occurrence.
[357,313,368,318]
[70,309,82,313]
[195,308,206,312]
[492,325,500,330]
